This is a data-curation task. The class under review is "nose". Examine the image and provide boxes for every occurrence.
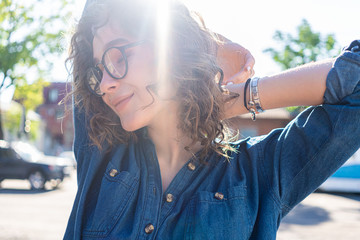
[99,70,119,95]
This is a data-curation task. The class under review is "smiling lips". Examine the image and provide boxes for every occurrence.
[113,93,134,111]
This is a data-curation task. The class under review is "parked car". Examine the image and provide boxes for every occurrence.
[319,148,360,193]
[58,151,77,169]
[0,140,69,190]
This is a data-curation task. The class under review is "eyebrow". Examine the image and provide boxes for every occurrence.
[104,38,130,50]
[93,37,130,63]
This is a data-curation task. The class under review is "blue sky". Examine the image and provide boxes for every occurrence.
[2,0,360,103]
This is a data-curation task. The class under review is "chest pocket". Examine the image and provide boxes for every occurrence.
[184,185,251,240]
[82,162,139,238]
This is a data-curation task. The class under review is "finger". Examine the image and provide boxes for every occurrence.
[226,70,249,84]
[244,51,256,68]
[243,55,256,78]
[233,52,255,82]
[226,65,255,84]
[246,66,255,78]
[222,65,254,85]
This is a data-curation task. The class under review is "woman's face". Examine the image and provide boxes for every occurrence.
[93,23,173,131]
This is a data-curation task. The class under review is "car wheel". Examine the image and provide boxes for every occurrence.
[28,171,46,190]
[50,179,62,189]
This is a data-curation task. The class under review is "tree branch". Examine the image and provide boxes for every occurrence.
[0,73,8,90]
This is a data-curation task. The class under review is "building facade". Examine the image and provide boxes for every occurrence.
[37,82,73,155]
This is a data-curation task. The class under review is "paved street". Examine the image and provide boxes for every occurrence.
[278,191,360,240]
[0,171,359,239]
[0,171,77,240]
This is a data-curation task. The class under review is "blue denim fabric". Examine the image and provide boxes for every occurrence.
[64,40,360,240]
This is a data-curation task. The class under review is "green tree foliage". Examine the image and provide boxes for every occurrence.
[3,104,21,138]
[11,78,49,140]
[13,78,49,111]
[0,0,73,139]
[263,19,340,115]
[2,102,41,141]
[263,19,340,70]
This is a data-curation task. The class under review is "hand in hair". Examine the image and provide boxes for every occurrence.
[216,35,255,85]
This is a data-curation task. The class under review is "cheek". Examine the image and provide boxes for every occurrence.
[101,96,116,113]
[131,49,156,81]
[102,96,110,106]
[138,86,156,105]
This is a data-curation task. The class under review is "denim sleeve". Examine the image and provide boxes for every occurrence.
[72,101,123,186]
[324,40,360,104]
[257,40,360,217]
[72,104,95,181]
[73,102,112,182]
[73,104,91,152]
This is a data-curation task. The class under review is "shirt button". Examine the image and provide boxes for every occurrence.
[144,224,155,234]
[166,193,174,203]
[109,169,118,177]
[214,192,224,200]
[187,162,196,171]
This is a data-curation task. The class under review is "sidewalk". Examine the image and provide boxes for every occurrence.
[278,191,360,240]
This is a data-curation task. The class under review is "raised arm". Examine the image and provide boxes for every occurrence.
[223,58,335,119]
[234,40,360,215]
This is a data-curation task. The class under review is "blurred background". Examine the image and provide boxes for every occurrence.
[0,0,359,239]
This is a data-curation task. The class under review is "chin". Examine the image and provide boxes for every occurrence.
[120,118,146,132]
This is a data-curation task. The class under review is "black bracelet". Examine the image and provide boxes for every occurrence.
[243,78,256,121]
[243,78,251,111]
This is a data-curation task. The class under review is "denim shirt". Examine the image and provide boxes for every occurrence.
[64,40,360,240]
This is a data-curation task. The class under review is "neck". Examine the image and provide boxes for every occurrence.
[147,103,202,168]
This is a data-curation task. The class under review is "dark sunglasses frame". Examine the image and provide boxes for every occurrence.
[87,40,145,96]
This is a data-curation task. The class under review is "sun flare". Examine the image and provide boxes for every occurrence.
[155,0,171,96]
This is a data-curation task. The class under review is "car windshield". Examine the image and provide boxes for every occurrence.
[11,142,43,162]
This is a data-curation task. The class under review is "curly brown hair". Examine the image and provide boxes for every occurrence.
[66,0,237,162]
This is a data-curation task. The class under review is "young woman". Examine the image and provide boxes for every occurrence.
[64,0,360,239]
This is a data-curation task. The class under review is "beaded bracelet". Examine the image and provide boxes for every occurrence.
[249,77,264,113]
